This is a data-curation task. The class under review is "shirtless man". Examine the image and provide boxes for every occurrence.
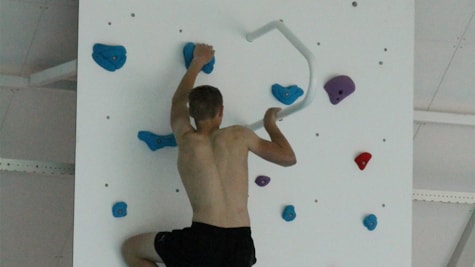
[122,43,296,267]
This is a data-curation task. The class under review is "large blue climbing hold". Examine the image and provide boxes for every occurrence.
[112,201,128,218]
[363,214,378,231]
[282,205,296,222]
[271,84,304,105]
[183,42,215,74]
[138,131,177,151]
[92,43,127,72]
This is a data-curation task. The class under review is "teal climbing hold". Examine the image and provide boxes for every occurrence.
[92,43,127,72]
[138,131,177,151]
[112,201,127,218]
[282,205,296,222]
[183,42,215,74]
[363,214,378,231]
[271,84,304,105]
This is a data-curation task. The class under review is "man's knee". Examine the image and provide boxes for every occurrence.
[121,236,136,262]
[121,233,162,266]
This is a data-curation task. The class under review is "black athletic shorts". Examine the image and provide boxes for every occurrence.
[154,222,257,267]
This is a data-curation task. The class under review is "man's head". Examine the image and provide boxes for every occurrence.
[188,85,223,122]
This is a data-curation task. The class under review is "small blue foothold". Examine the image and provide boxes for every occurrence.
[271,84,304,105]
[363,214,378,231]
[282,205,296,222]
[92,43,127,72]
[183,42,215,74]
[112,202,127,218]
[138,131,177,151]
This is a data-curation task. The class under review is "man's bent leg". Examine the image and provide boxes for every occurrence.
[122,233,163,267]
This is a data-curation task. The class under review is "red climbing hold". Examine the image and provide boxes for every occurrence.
[355,152,372,170]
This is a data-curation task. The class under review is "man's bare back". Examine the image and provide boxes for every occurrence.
[178,125,253,227]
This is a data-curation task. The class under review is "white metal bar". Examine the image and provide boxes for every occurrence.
[0,157,75,175]
[414,110,475,127]
[0,60,77,89]
[447,209,475,267]
[0,74,29,88]
[413,189,475,204]
[29,60,77,87]
[246,20,317,130]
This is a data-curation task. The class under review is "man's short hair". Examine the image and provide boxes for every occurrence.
[188,85,223,121]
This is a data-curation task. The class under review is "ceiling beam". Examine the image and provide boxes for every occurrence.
[0,60,77,90]
[413,189,475,204]
[0,157,74,176]
[414,110,475,127]
[0,74,28,88]
[29,60,77,87]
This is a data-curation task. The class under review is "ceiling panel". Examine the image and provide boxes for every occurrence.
[413,201,474,267]
[414,123,475,192]
[0,0,45,75]
[24,1,78,73]
[0,89,14,133]
[463,13,475,43]
[414,1,475,112]
[0,88,76,162]
[415,0,475,41]
[0,171,74,267]
[414,40,457,110]
[430,42,475,113]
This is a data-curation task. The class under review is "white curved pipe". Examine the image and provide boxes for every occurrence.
[246,20,317,130]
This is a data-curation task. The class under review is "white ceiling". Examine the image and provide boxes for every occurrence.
[0,0,474,266]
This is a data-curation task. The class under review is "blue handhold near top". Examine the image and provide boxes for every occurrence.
[92,43,127,72]
[183,42,215,74]
[138,131,177,151]
[282,205,296,222]
[271,84,304,105]
[112,201,128,218]
[363,214,378,231]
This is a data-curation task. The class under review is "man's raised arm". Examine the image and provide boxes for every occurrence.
[246,108,297,167]
[170,44,215,138]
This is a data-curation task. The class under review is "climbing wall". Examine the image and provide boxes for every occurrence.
[75,1,414,266]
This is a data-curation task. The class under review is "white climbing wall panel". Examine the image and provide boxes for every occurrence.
[75,1,414,266]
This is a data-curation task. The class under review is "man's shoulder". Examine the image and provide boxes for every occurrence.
[222,125,252,134]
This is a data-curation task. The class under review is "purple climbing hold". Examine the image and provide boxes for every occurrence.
[324,75,355,105]
[255,175,271,187]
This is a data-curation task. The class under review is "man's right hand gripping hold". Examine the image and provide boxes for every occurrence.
[122,43,296,267]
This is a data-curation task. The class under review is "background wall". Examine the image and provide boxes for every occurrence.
[75,1,413,266]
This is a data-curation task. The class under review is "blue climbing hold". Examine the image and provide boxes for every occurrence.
[271,84,304,105]
[112,201,128,218]
[138,131,177,151]
[282,205,296,222]
[363,214,378,231]
[183,42,215,74]
[92,43,127,72]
